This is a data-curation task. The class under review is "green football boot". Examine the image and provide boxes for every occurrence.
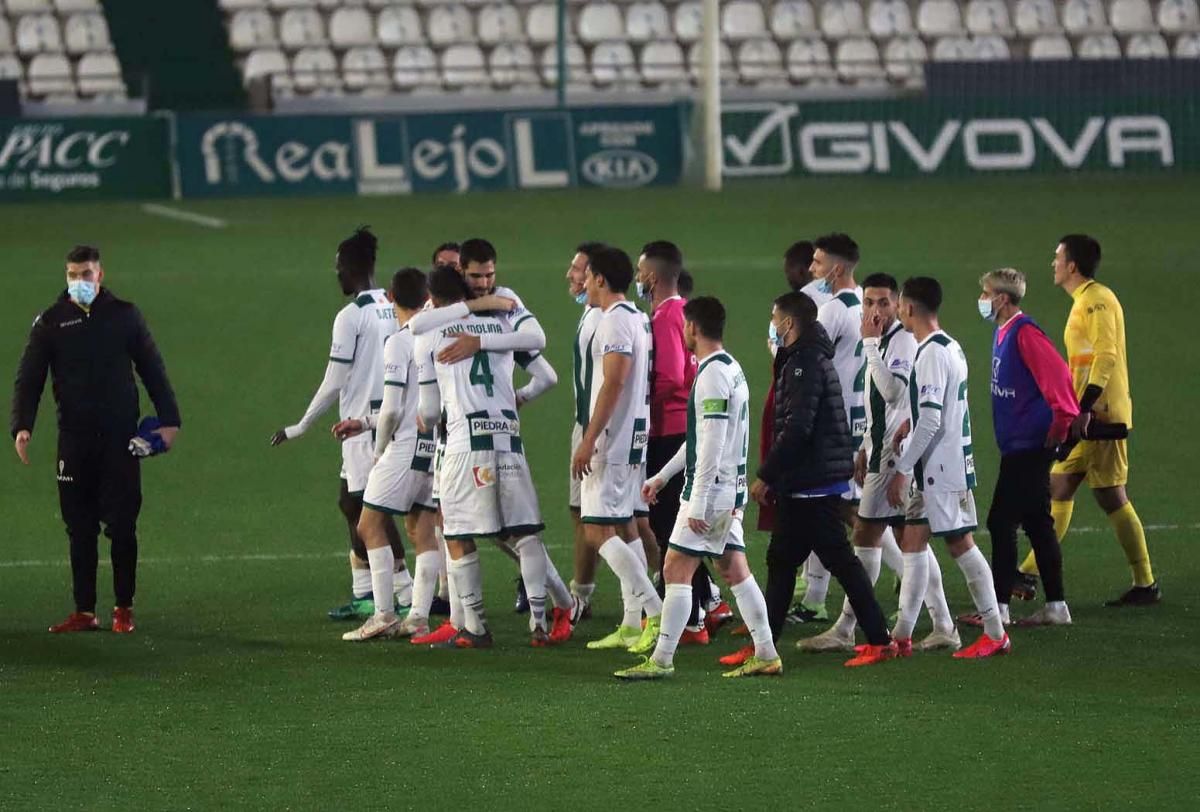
[328,596,374,621]
[627,614,663,655]
[614,656,674,681]
[586,625,642,650]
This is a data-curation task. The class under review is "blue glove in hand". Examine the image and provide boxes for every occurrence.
[129,417,168,458]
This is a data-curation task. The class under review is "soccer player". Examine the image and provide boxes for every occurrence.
[334,268,441,641]
[1014,235,1158,606]
[570,247,665,653]
[616,297,780,679]
[270,227,412,621]
[432,242,460,269]
[880,276,1010,661]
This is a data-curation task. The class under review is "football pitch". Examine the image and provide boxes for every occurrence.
[2,175,1197,809]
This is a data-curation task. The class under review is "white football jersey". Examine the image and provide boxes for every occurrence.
[900,330,976,493]
[860,320,917,474]
[681,351,751,512]
[382,327,436,471]
[590,300,651,465]
[818,287,864,439]
[573,305,603,428]
[330,289,396,420]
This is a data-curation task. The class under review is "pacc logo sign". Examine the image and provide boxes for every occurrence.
[0,123,131,192]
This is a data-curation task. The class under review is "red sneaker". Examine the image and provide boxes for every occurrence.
[952,632,1011,659]
[112,607,135,634]
[704,601,735,637]
[718,645,754,667]
[549,607,573,644]
[411,620,458,645]
[844,641,900,668]
[531,626,551,648]
[680,627,710,646]
[49,612,99,633]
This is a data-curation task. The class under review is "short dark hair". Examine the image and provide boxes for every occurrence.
[861,272,898,293]
[429,263,469,304]
[773,291,817,330]
[901,276,943,314]
[589,246,635,294]
[677,269,694,298]
[814,233,860,265]
[640,240,683,266]
[783,240,815,270]
[576,241,606,260]
[460,238,497,267]
[66,244,100,264]
[683,296,724,341]
[337,226,378,275]
[390,267,429,310]
[431,242,459,265]
[1059,234,1101,278]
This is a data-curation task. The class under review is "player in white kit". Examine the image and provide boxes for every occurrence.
[270,227,412,621]
[569,247,665,656]
[616,297,781,680]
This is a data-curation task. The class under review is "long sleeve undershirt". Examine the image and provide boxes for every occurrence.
[284,360,350,439]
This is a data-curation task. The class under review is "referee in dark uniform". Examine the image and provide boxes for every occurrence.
[11,245,180,634]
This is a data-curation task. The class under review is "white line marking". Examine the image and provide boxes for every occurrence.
[141,203,227,229]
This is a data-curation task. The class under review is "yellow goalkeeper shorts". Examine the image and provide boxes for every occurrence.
[1052,438,1129,489]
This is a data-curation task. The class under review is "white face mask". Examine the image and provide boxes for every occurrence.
[635,281,651,301]
[768,320,790,348]
[574,290,588,305]
[67,279,98,307]
[978,296,997,322]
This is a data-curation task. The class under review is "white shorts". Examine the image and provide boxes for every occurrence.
[361,441,435,516]
[634,463,649,518]
[905,488,978,538]
[340,436,374,494]
[842,477,862,504]
[668,498,746,559]
[440,450,544,540]
[568,423,583,510]
[857,472,904,526]
[581,460,642,525]
[431,441,446,503]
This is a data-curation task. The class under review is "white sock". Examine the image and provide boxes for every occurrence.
[352,565,372,600]
[435,526,449,600]
[880,527,903,575]
[599,536,663,620]
[894,551,929,640]
[514,536,548,632]
[834,546,882,637]
[1047,600,1067,612]
[998,601,1011,625]
[393,565,414,607]
[730,575,778,661]
[445,548,464,630]
[571,580,596,608]
[447,552,486,635]
[651,583,692,668]
[410,550,440,620]
[544,553,572,610]
[627,537,649,573]
[924,547,954,631]
[707,575,722,610]
[365,547,394,618]
[802,552,830,607]
[955,545,1004,639]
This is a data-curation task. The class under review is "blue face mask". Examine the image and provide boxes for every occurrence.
[769,320,789,348]
[67,280,98,307]
[635,281,651,301]
[977,297,996,322]
[816,277,833,295]
[574,290,588,305]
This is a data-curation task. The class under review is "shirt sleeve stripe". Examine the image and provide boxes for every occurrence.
[384,380,406,387]
[329,356,353,364]
[919,401,942,410]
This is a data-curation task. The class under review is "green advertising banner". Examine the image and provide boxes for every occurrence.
[0,116,171,200]
[720,97,1197,178]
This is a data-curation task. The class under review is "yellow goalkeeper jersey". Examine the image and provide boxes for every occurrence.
[1065,279,1132,427]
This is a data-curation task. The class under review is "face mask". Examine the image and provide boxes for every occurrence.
[816,277,833,295]
[635,281,651,301]
[769,321,788,348]
[977,297,996,322]
[67,280,97,307]
[574,290,588,305]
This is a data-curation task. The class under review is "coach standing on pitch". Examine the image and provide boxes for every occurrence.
[11,245,180,634]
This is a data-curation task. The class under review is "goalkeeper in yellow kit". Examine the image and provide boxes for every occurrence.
[1013,235,1159,606]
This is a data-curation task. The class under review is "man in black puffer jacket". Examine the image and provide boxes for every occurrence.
[750,292,894,666]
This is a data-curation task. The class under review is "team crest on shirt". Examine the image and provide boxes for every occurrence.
[472,466,496,488]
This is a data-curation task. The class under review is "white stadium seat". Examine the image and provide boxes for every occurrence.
[57,0,102,9]
[820,0,866,39]
[932,35,974,59]
[269,0,319,8]
[1063,0,1110,34]
[737,38,786,83]
[9,0,54,13]
[393,45,438,89]
[220,0,268,9]
[478,4,524,45]
[77,50,124,96]
[243,47,290,88]
[974,34,1011,58]
[639,39,687,84]
[377,7,424,46]
[27,52,73,97]
[626,2,671,42]
[868,0,914,38]
[1176,31,1200,55]
[917,0,965,35]
[341,46,390,92]
[1015,0,1063,34]
[966,0,1014,35]
[579,3,624,43]
[722,0,768,40]
[1077,32,1122,56]
[883,36,928,81]
[329,7,375,48]
[1029,33,1074,57]
[0,17,14,54]
[292,46,340,93]
[1158,0,1200,33]
[230,10,277,51]
[591,40,638,86]
[835,37,883,80]
[489,42,538,85]
[1109,0,1156,33]
[441,43,488,88]
[0,55,23,82]
[1125,31,1170,56]
[17,14,64,54]
[771,1,818,39]
[539,42,587,86]
[785,38,834,82]
[674,1,703,42]
[526,4,559,45]
[687,39,735,83]
[64,13,111,54]
[427,5,474,47]
[279,8,326,49]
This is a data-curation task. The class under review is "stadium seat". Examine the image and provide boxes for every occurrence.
[1176,31,1200,55]
[56,0,102,11]
[526,4,560,45]
[489,41,538,85]
[292,46,340,93]
[883,35,927,81]
[1015,0,1063,34]
[393,45,438,89]
[737,38,786,84]
[1029,33,1073,57]
[917,0,966,35]
[220,0,268,9]
[478,4,524,44]
[932,35,974,59]
[966,0,1015,35]
[626,2,671,42]
[722,0,768,40]
[868,0,914,38]
[441,43,488,87]
[27,52,73,96]
[65,13,111,55]
[1077,32,1122,55]
[539,41,587,87]
[1158,0,1200,33]
[785,37,834,82]
[674,1,703,42]
[0,52,22,79]
[579,3,624,43]
[1063,0,1110,34]
[328,7,375,48]
[820,0,867,39]
[771,1,818,39]
[835,37,883,81]
[377,6,424,46]
[687,39,735,84]
[427,5,474,47]
[973,34,1011,58]
[591,40,639,86]
[1109,0,1156,33]
[8,0,53,13]
[76,50,124,96]
[0,18,13,54]
[243,47,290,88]
[269,0,319,8]
[1125,31,1170,56]
[341,46,390,93]
[639,38,687,85]
[279,9,326,49]
[230,10,278,51]
[16,14,63,54]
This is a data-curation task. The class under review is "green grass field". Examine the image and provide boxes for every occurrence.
[2,176,1198,810]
